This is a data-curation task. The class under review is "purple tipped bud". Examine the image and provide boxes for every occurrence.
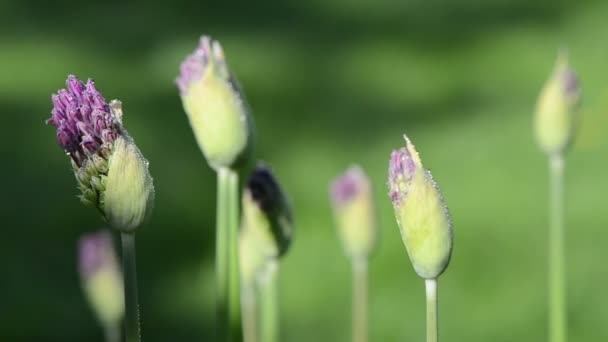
[78,230,117,280]
[78,230,124,329]
[330,165,377,259]
[176,35,253,169]
[535,50,582,155]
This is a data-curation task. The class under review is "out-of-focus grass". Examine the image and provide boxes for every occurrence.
[1,0,608,340]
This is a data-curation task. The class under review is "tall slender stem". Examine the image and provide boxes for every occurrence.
[549,154,566,342]
[259,260,279,342]
[425,279,438,342]
[217,168,229,340]
[121,232,140,342]
[352,259,368,342]
[217,167,242,341]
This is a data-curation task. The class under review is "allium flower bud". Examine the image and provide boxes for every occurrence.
[330,165,377,260]
[48,76,154,232]
[176,35,254,169]
[388,135,453,279]
[79,231,124,331]
[241,164,293,260]
[535,51,581,156]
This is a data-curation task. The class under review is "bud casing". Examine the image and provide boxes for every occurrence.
[388,135,453,279]
[177,36,253,169]
[104,133,154,232]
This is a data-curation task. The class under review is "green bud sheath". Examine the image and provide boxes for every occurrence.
[389,136,453,279]
[104,135,154,232]
[535,51,581,156]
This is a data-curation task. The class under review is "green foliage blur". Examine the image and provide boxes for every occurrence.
[2,0,608,340]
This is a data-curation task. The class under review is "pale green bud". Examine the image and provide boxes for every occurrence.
[103,134,154,232]
[79,231,124,331]
[177,36,254,169]
[330,166,377,260]
[535,50,581,156]
[388,135,453,279]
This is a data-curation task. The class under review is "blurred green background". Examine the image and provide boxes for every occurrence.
[2,0,608,340]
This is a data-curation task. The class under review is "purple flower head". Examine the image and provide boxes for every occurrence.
[388,135,419,206]
[176,36,227,95]
[47,75,119,167]
[330,166,369,207]
[78,230,117,280]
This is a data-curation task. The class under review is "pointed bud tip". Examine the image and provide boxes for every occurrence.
[176,35,227,95]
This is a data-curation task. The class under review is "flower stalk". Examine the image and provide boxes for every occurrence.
[425,279,438,342]
[330,165,377,342]
[177,36,255,341]
[49,75,154,342]
[216,167,242,341]
[121,233,141,342]
[388,135,453,342]
[352,259,368,342]
[549,154,566,342]
[534,51,580,342]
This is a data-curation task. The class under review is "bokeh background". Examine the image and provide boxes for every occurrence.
[2,0,608,340]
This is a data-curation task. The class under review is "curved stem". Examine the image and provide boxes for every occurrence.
[121,232,140,342]
[352,259,368,342]
[259,260,279,342]
[549,154,566,342]
[425,279,438,342]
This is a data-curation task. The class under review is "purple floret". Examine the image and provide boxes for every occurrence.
[47,75,118,167]
[330,166,367,206]
[78,230,114,279]
[388,148,416,205]
[562,68,580,99]
[176,36,213,95]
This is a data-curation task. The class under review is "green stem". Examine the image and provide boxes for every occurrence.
[549,154,566,342]
[425,278,438,342]
[259,260,279,342]
[104,323,120,342]
[241,285,258,342]
[217,167,242,341]
[121,232,140,342]
[352,259,368,342]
